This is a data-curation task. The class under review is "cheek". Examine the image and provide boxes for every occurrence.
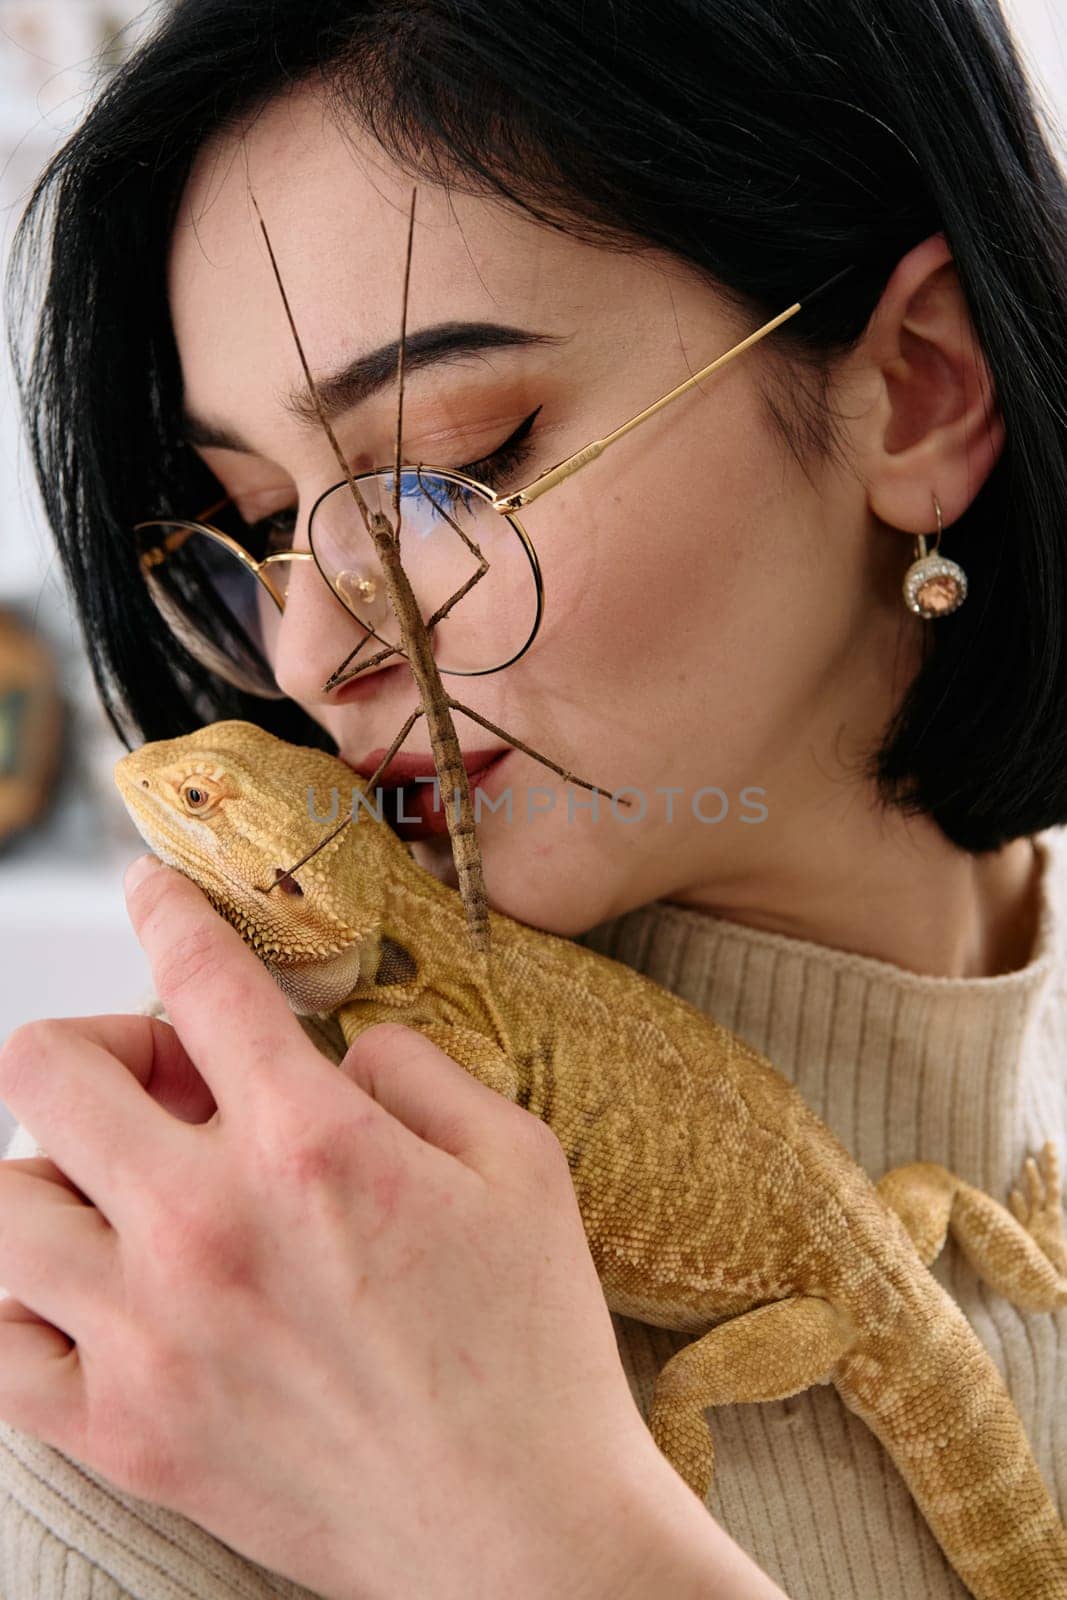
[528,429,761,702]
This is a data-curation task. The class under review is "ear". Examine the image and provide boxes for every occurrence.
[852,232,1005,543]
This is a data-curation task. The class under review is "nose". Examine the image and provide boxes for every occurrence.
[270,532,395,707]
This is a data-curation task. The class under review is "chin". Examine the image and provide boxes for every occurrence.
[411,821,618,940]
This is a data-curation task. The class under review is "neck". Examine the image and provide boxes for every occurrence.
[380,826,482,943]
[668,809,1042,980]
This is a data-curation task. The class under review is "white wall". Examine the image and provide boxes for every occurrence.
[1002,0,1067,162]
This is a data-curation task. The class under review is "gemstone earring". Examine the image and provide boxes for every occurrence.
[901,492,968,618]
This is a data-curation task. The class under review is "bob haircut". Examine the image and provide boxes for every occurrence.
[6,0,1067,853]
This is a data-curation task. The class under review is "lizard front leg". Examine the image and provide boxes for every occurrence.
[876,1141,1067,1312]
[647,1296,854,1500]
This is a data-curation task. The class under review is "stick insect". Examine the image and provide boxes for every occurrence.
[251,185,625,958]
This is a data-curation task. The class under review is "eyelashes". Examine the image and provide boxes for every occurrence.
[455,404,542,486]
[243,401,544,554]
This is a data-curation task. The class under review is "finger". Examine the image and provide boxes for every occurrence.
[0,1014,217,1146]
[339,1022,520,1169]
[0,1161,115,1345]
[0,1018,196,1216]
[119,1014,220,1126]
[1025,1156,1042,1209]
[123,855,322,1117]
[0,1298,84,1455]
[0,1155,96,1210]
[0,1295,72,1345]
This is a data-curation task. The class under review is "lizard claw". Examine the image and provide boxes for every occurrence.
[1008,1142,1067,1275]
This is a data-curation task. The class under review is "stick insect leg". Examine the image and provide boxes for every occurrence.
[362,707,427,793]
[325,566,481,687]
[444,698,631,806]
[327,511,491,688]
[423,563,487,629]
[256,810,355,894]
[329,469,498,689]
[323,631,410,692]
[258,708,428,891]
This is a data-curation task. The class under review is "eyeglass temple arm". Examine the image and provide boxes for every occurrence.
[138,522,197,567]
[138,517,315,576]
[491,264,856,514]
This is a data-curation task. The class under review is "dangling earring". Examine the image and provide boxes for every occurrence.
[901,492,968,617]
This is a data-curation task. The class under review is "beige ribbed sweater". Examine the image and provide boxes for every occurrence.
[1,826,1066,1598]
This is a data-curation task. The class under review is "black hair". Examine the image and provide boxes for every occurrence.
[6,0,1067,851]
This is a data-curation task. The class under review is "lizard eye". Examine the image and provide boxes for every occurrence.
[180,778,218,812]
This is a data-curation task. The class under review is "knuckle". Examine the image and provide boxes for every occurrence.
[136,1324,198,1400]
[273,1112,367,1194]
[93,1421,183,1503]
[85,1329,196,1502]
[105,1407,193,1505]
[142,1196,254,1292]
[0,1018,68,1098]
[266,1108,405,1238]
[279,1135,348,1190]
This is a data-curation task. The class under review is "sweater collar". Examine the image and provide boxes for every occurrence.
[572,829,1067,1187]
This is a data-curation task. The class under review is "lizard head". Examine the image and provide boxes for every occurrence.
[114,719,412,1012]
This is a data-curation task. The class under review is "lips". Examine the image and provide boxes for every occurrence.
[338,747,509,841]
[342,747,504,786]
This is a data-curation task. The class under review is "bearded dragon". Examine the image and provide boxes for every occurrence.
[113,718,1067,1600]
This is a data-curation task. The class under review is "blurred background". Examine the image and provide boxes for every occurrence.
[0,1,164,1152]
[0,0,1064,1154]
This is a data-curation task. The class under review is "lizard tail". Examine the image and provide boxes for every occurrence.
[834,1271,1067,1599]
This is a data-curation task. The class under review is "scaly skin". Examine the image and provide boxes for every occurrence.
[115,719,1067,1600]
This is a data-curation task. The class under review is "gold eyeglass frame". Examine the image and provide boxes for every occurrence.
[135,261,856,689]
[135,466,543,689]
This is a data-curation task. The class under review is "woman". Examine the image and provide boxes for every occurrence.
[0,0,1065,1594]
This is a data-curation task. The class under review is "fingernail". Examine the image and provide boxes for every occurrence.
[124,853,161,895]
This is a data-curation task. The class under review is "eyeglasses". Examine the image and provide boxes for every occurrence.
[135,262,855,697]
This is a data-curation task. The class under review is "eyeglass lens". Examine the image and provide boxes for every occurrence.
[137,466,542,695]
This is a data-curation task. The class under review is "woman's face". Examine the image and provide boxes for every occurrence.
[167,83,926,937]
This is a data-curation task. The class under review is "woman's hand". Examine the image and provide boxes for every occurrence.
[0,855,675,1600]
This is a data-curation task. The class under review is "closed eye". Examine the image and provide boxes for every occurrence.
[241,404,543,553]
[449,404,542,489]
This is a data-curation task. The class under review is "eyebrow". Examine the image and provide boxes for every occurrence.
[181,320,568,451]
